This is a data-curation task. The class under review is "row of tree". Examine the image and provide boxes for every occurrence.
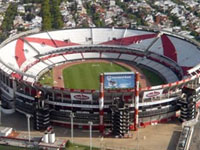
[1,3,17,32]
[41,0,63,31]
[0,3,17,42]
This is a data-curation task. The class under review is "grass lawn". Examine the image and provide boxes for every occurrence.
[62,62,131,90]
[66,144,99,150]
[141,68,165,86]
[38,69,53,86]
[65,141,100,150]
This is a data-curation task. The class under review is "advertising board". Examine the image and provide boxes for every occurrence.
[104,72,135,89]
[143,89,163,99]
[70,93,92,101]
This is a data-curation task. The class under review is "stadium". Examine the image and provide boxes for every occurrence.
[0,27,200,134]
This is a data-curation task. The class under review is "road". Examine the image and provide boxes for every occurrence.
[189,114,200,150]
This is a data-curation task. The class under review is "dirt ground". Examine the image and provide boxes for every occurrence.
[1,112,181,150]
[53,59,150,88]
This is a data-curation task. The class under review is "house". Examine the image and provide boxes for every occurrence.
[13,15,24,27]
[110,0,115,7]
[17,5,25,13]
[31,16,42,28]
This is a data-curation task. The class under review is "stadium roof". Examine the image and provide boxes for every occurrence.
[0,28,199,80]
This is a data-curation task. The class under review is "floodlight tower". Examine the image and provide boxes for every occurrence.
[99,73,104,133]
[134,72,140,131]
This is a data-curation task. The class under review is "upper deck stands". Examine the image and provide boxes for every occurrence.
[101,52,120,59]
[48,55,66,64]
[0,28,199,82]
[119,54,137,61]
[167,36,200,67]
[0,40,19,70]
[47,29,92,45]
[82,52,100,59]
[63,53,82,60]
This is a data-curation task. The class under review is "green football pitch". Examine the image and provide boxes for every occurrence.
[62,62,131,90]
[38,62,165,89]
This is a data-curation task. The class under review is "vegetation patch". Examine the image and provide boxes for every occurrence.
[65,140,100,150]
[38,69,53,86]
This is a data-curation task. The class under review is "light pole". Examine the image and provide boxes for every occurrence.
[137,119,140,150]
[26,114,31,142]
[88,121,93,150]
[70,112,75,143]
[137,126,139,150]
[0,104,2,125]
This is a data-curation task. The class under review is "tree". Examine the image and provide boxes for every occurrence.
[0,32,7,43]
[26,13,35,21]
[41,0,52,31]
[82,21,89,28]
[115,0,127,11]
[1,3,17,33]
[191,31,199,37]
[22,0,42,3]
[85,2,92,16]
[169,15,181,26]
[50,0,63,29]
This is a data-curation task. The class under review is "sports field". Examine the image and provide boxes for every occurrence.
[38,61,165,89]
[62,62,131,90]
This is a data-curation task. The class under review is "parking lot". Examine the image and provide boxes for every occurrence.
[1,111,182,150]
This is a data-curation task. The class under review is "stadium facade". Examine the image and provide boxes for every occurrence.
[0,28,200,132]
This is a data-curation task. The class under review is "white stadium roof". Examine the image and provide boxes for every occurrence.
[0,28,199,82]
